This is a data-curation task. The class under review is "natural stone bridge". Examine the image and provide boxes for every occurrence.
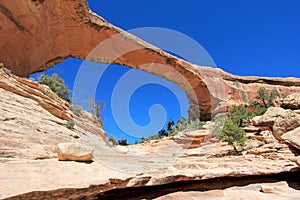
[1,0,300,120]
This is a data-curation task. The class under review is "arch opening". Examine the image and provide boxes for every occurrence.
[30,58,191,144]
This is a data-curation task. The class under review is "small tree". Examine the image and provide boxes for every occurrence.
[38,73,71,103]
[118,138,129,146]
[255,87,279,108]
[86,96,105,121]
[250,87,280,116]
[216,119,246,153]
[158,129,168,138]
[228,105,253,127]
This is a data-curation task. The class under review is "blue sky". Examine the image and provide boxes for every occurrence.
[31,0,300,143]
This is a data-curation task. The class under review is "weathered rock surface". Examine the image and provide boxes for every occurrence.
[1,73,298,198]
[252,107,300,140]
[155,181,300,200]
[281,127,300,150]
[276,93,300,110]
[1,0,300,120]
[57,143,93,162]
[0,69,108,160]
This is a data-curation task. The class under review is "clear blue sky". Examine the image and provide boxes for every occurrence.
[31,0,300,143]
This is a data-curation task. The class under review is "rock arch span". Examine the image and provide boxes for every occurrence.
[1,0,300,120]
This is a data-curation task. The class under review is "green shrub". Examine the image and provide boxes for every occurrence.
[248,87,280,116]
[69,105,83,117]
[215,118,246,152]
[45,91,55,100]
[38,73,71,103]
[228,105,254,127]
[66,121,75,129]
[118,138,128,146]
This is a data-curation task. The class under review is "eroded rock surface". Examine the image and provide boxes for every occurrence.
[0,74,299,199]
[252,107,300,140]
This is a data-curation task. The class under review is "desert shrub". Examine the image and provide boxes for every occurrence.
[45,91,55,100]
[215,118,246,152]
[158,129,168,138]
[228,105,254,127]
[146,118,205,141]
[118,138,129,146]
[148,134,160,140]
[66,121,75,129]
[86,96,105,121]
[176,118,205,132]
[38,73,71,103]
[249,87,280,116]
[69,105,83,117]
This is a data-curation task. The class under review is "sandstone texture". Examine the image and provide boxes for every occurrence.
[0,69,108,160]
[57,143,93,162]
[155,182,300,200]
[0,72,299,199]
[252,107,300,140]
[281,127,300,150]
[276,93,300,110]
[1,0,300,120]
[251,93,300,152]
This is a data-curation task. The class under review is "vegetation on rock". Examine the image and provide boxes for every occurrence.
[86,96,105,123]
[38,73,72,103]
[250,87,280,115]
[66,121,75,129]
[214,114,246,152]
[118,138,129,146]
[141,118,205,143]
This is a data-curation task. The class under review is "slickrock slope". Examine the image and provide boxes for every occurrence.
[0,69,108,160]
[1,0,300,119]
[0,76,299,200]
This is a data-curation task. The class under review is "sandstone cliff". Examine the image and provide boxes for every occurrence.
[1,0,300,120]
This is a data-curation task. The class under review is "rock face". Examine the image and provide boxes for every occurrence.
[57,143,93,162]
[0,68,108,160]
[155,181,300,200]
[251,94,300,152]
[1,0,300,120]
[252,107,300,140]
[276,93,300,110]
[0,72,300,198]
[281,127,300,150]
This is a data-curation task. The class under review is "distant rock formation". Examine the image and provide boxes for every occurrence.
[1,0,300,120]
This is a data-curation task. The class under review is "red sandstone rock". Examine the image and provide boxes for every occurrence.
[1,0,300,120]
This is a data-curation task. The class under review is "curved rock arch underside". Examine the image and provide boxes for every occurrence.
[1,0,300,120]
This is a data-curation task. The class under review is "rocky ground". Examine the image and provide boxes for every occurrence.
[0,69,300,199]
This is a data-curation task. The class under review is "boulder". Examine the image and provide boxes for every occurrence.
[276,93,300,110]
[252,107,300,140]
[57,143,93,162]
[281,127,300,150]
